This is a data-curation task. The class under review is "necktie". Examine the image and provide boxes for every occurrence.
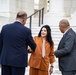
[42,39,45,58]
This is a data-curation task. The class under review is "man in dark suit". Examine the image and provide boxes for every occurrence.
[54,19,76,75]
[0,11,36,75]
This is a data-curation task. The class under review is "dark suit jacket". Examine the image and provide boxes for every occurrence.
[0,21,36,67]
[55,28,76,71]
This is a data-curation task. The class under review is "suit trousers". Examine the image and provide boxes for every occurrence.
[62,71,76,75]
[29,67,48,75]
[1,65,25,75]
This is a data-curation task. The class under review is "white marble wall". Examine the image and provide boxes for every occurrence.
[0,16,9,31]
[0,0,10,17]
[44,0,65,26]
[0,0,34,28]
[9,0,34,22]
[0,0,76,27]
[64,0,76,17]
[44,0,76,26]
[49,0,65,16]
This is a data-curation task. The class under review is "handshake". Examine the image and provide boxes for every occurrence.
[28,46,33,53]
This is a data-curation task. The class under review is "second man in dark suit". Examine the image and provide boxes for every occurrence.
[55,19,76,75]
[0,11,36,75]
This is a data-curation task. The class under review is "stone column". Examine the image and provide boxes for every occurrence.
[49,0,64,16]
[70,10,76,26]
[21,0,34,16]
[0,0,10,27]
[39,0,47,13]
[44,0,65,25]
[9,0,34,27]
[9,0,34,20]
[21,0,34,27]
[70,0,76,26]
[9,0,17,22]
[0,0,10,17]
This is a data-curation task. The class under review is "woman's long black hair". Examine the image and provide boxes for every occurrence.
[38,25,53,46]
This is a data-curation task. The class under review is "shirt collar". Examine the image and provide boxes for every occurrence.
[15,20,22,24]
[63,28,70,35]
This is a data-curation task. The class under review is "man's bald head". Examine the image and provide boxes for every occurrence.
[59,19,70,33]
[16,11,27,25]
[16,11,27,19]
[59,19,70,27]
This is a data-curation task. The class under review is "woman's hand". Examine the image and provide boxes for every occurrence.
[49,66,53,74]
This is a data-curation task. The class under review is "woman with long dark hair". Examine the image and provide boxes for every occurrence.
[28,25,55,75]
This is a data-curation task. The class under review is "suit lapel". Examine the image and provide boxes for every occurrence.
[57,28,72,50]
[58,35,65,49]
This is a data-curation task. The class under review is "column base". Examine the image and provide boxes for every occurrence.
[44,12,66,26]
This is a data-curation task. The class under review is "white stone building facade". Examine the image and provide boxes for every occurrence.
[0,0,76,26]
[0,0,76,75]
